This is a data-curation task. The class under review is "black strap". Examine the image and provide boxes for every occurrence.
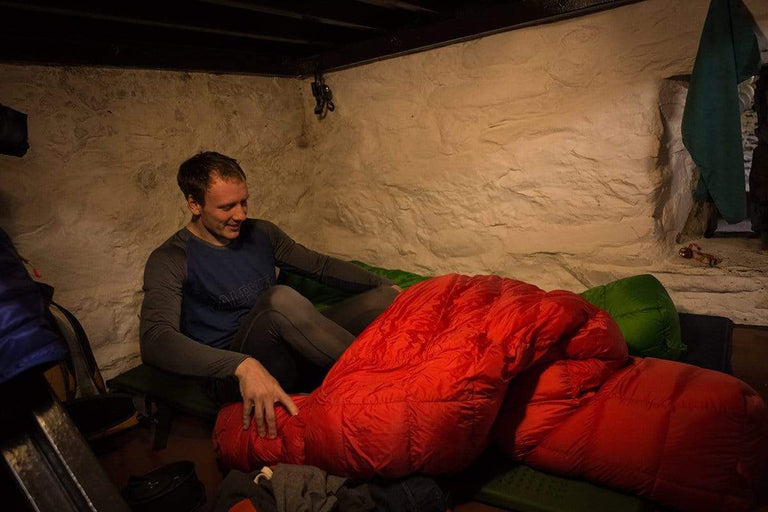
[48,298,106,395]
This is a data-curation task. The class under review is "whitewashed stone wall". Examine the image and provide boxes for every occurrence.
[293,0,768,325]
[1,0,767,379]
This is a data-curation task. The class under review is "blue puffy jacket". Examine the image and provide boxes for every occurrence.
[0,228,67,383]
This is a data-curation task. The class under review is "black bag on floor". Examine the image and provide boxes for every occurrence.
[123,461,205,512]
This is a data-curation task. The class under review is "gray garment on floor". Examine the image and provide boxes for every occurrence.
[271,463,374,512]
[203,464,449,512]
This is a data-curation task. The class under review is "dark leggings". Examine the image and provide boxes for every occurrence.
[229,284,398,393]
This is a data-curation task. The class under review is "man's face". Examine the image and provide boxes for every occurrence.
[188,175,248,245]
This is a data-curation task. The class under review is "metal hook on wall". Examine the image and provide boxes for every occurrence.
[311,71,335,118]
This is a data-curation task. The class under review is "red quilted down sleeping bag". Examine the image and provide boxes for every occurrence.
[214,274,627,475]
[493,356,768,511]
[214,274,767,511]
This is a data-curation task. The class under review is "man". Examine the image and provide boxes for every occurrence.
[140,152,399,438]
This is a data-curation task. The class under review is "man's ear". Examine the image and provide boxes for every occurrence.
[187,195,202,216]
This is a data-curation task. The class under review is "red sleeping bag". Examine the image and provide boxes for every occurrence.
[214,274,767,511]
[494,355,768,511]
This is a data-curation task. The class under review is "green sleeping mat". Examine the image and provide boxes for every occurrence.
[475,464,646,512]
[109,363,219,420]
[275,260,430,311]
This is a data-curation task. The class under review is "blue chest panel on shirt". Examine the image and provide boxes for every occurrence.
[181,224,276,349]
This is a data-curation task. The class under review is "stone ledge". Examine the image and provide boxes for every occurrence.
[575,238,768,326]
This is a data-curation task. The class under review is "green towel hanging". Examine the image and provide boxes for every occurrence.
[681,0,761,223]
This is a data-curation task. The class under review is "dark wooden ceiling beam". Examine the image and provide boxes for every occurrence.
[0,0,367,46]
[0,33,299,76]
[2,10,315,57]
[197,0,416,32]
[301,0,646,75]
[0,0,648,77]
[350,0,441,14]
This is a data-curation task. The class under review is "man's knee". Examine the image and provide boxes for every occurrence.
[363,285,399,309]
[258,285,313,314]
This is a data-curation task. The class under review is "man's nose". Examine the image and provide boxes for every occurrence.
[233,204,247,221]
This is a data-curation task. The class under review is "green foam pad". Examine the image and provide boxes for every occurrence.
[348,261,431,289]
[276,260,430,311]
[107,364,219,420]
[476,464,646,512]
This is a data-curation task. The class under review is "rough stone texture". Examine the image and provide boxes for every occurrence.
[0,66,309,377]
[657,78,698,247]
[294,0,768,325]
[1,0,767,379]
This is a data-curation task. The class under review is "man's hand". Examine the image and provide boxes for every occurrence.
[234,358,298,437]
[391,284,403,293]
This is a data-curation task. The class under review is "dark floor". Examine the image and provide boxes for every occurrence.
[96,324,768,512]
[731,324,768,404]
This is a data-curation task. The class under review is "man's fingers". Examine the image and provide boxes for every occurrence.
[242,401,252,430]
[264,402,277,438]
[242,385,296,437]
[254,404,267,437]
[278,391,299,416]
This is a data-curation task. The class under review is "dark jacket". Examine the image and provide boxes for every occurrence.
[0,227,67,383]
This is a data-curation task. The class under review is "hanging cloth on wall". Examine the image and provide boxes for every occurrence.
[681,0,761,223]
